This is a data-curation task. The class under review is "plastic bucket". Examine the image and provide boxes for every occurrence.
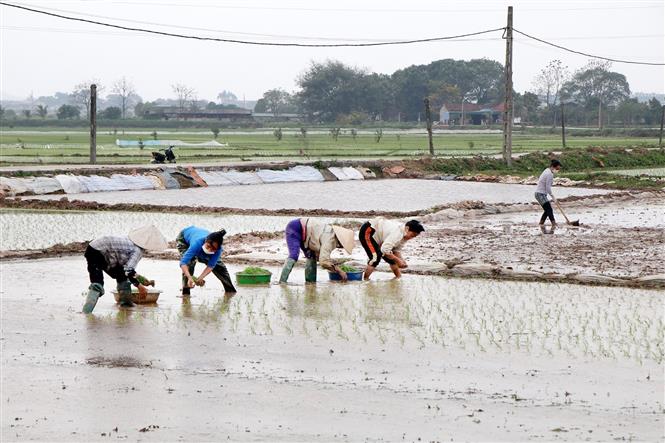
[236,272,272,285]
[328,271,363,281]
[112,288,162,304]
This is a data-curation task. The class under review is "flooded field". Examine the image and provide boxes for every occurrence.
[30,179,611,211]
[0,209,354,250]
[2,257,662,441]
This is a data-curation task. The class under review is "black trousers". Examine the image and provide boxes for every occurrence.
[540,201,555,224]
[359,222,396,267]
[84,245,128,286]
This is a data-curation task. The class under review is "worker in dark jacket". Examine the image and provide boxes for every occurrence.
[82,225,167,313]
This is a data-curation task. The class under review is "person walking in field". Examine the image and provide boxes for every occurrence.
[278,219,355,283]
[359,218,424,280]
[535,159,562,233]
[82,225,167,313]
[177,226,236,295]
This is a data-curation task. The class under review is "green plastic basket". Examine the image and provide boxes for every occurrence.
[235,271,272,285]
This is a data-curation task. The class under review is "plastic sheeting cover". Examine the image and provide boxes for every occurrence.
[197,171,237,186]
[256,166,325,184]
[328,166,365,180]
[218,170,263,185]
[77,175,127,193]
[110,174,157,191]
[55,175,87,194]
[0,177,29,195]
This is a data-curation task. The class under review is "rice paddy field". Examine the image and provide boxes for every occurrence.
[0,128,659,164]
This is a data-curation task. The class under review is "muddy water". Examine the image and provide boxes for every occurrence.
[471,202,665,229]
[2,257,662,441]
[0,209,355,250]
[30,179,611,211]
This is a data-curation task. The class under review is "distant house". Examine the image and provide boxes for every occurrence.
[252,112,303,122]
[439,103,505,125]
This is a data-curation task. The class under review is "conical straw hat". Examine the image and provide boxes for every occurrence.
[332,226,355,254]
[128,225,168,251]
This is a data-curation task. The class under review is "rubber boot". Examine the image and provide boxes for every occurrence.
[279,258,297,283]
[182,260,196,296]
[117,281,134,307]
[304,258,317,283]
[82,283,104,314]
[212,262,237,293]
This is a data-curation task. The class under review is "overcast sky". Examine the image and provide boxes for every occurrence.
[1,0,663,102]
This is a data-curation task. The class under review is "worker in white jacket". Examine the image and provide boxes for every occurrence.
[534,159,562,232]
[359,217,424,280]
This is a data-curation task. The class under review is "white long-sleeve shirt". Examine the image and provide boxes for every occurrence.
[369,217,406,255]
[535,168,554,197]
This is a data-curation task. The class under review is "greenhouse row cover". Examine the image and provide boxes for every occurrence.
[0,165,376,196]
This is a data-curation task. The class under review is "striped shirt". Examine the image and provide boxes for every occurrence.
[89,235,143,275]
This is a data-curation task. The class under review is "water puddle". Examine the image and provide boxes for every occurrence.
[29,179,611,211]
[0,209,355,250]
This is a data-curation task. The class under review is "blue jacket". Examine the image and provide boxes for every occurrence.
[179,226,222,267]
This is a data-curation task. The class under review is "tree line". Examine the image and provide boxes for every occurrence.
[1,59,662,128]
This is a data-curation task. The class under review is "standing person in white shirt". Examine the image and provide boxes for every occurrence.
[535,159,562,232]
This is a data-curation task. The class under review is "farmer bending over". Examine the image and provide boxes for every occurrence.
[177,226,236,295]
[82,225,167,313]
[360,218,424,280]
[279,219,355,283]
[535,159,562,232]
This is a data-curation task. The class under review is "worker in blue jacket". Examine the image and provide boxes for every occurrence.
[176,226,236,295]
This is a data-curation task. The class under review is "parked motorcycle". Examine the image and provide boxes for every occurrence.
[151,146,176,164]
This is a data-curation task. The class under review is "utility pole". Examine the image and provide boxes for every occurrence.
[501,6,513,166]
[659,105,664,148]
[560,102,566,149]
[90,84,97,164]
[424,98,434,155]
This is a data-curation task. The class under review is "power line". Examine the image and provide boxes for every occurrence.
[513,28,665,66]
[0,2,506,47]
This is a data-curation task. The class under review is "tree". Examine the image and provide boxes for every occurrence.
[57,104,81,119]
[211,127,220,139]
[101,106,122,119]
[533,60,569,125]
[111,77,136,119]
[217,90,238,104]
[171,83,196,114]
[297,60,367,122]
[563,61,630,128]
[613,98,646,126]
[254,98,268,113]
[36,104,48,119]
[0,105,4,119]
[21,110,31,119]
[513,91,540,123]
[262,88,291,117]
[72,80,103,119]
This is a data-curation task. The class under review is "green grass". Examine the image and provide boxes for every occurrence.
[0,128,659,165]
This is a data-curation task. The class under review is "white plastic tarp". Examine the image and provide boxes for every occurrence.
[24,177,63,194]
[55,175,88,194]
[197,171,237,186]
[328,166,365,180]
[218,170,263,185]
[290,165,325,182]
[256,166,325,184]
[110,174,156,191]
[77,175,127,193]
[0,177,29,195]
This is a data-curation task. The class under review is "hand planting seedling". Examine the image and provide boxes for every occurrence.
[192,276,205,287]
[136,274,155,287]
